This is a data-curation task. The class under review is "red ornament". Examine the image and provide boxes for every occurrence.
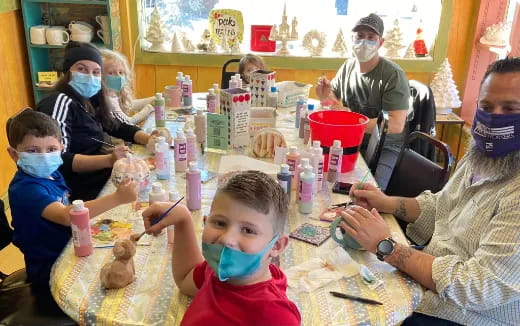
[413,27,428,57]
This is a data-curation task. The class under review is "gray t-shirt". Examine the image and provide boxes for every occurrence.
[331,57,410,149]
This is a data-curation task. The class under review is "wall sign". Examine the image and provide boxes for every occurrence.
[208,9,244,46]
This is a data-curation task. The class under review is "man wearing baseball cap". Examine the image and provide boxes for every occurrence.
[316,13,410,191]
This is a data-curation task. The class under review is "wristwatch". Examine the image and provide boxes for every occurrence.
[376,237,396,261]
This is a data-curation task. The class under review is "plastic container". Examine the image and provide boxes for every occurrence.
[277,163,292,199]
[327,140,343,183]
[186,162,201,211]
[312,140,324,192]
[295,95,306,128]
[294,158,310,193]
[298,166,315,214]
[186,129,197,163]
[284,146,301,185]
[207,88,217,113]
[212,83,221,114]
[176,72,184,89]
[268,86,278,109]
[229,75,239,89]
[275,81,312,107]
[182,75,192,107]
[149,182,167,204]
[299,105,307,139]
[308,111,369,173]
[194,110,206,145]
[70,200,93,257]
[174,129,187,172]
[154,93,165,128]
[303,104,315,145]
[155,136,170,180]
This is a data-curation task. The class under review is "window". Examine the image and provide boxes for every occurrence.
[140,0,442,58]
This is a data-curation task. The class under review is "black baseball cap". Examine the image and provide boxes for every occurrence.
[352,13,384,36]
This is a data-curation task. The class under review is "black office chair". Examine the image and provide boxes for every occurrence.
[221,58,241,89]
[364,111,389,175]
[386,131,454,198]
[407,80,437,161]
[0,199,77,325]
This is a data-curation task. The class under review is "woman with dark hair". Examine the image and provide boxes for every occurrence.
[37,42,151,201]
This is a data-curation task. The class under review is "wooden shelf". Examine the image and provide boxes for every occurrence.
[29,42,109,49]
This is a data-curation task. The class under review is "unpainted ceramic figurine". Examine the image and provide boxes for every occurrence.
[100,239,136,289]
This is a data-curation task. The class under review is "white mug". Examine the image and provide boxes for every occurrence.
[30,25,48,45]
[68,21,94,34]
[97,29,110,45]
[70,32,93,43]
[46,26,70,45]
[95,16,109,30]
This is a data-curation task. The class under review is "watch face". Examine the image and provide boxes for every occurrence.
[378,239,394,254]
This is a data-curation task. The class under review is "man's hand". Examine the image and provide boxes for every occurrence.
[339,206,391,253]
[349,182,391,212]
[316,76,332,100]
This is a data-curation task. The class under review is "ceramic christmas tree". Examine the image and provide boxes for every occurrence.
[404,43,416,58]
[384,18,405,57]
[413,27,428,57]
[231,38,241,54]
[430,58,462,114]
[145,6,167,52]
[207,38,217,53]
[171,31,183,53]
[332,29,348,57]
[220,33,230,53]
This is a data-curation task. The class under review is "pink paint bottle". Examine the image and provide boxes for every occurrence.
[186,162,201,211]
[186,129,197,163]
[70,200,93,257]
[294,158,310,194]
[174,129,187,172]
[284,146,301,189]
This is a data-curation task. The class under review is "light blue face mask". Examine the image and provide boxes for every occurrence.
[17,151,63,178]
[69,71,102,98]
[202,235,279,282]
[104,75,126,92]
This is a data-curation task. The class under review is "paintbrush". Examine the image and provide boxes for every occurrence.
[133,196,184,242]
[329,291,383,305]
[90,137,115,148]
[357,170,371,190]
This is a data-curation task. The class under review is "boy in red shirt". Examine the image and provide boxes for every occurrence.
[143,171,301,325]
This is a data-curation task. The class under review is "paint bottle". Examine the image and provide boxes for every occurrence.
[235,73,242,88]
[277,163,292,199]
[70,200,93,257]
[312,140,324,193]
[294,158,310,194]
[327,140,343,183]
[229,75,239,89]
[299,104,307,138]
[167,190,182,244]
[186,129,197,163]
[186,162,201,211]
[268,86,278,110]
[155,136,170,180]
[149,182,167,205]
[182,75,192,107]
[212,83,221,114]
[304,104,314,145]
[154,93,165,128]
[174,129,187,172]
[298,166,315,214]
[176,72,184,89]
[194,109,206,147]
[284,146,301,188]
[295,95,306,128]
[207,88,217,113]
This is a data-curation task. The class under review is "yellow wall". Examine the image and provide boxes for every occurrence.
[0,9,34,198]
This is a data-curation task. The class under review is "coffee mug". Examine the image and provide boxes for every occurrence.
[330,216,362,250]
[95,15,109,30]
[30,25,48,45]
[70,32,93,43]
[164,85,182,108]
[97,29,110,45]
[46,26,69,45]
[68,21,93,34]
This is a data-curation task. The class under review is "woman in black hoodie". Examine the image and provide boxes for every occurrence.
[37,42,151,201]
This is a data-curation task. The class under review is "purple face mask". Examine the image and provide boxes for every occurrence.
[471,109,520,157]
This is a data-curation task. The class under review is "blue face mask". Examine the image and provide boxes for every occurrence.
[17,151,63,178]
[471,109,520,157]
[69,71,102,98]
[202,235,279,282]
[105,75,126,92]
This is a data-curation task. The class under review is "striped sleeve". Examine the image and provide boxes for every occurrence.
[406,190,437,245]
[49,93,73,152]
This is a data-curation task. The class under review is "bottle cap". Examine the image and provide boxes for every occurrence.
[152,182,162,193]
[289,146,298,153]
[186,128,194,136]
[208,88,215,95]
[230,75,236,81]
[300,158,310,167]
[308,103,315,111]
[333,139,342,148]
[155,93,163,99]
[212,83,219,89]
[280,164,290,174]
[196,109,204,115]
[157,136,166,144]
[169,190,182,201]
[72,199,84,211]
[176,129,185,138]
[189,161,198,171]
[304,166,314,175]
[297,95,305,101]
[312,140,321,148]
[185,75,191,81]
[176,72,183,78]
[270,86,277,92]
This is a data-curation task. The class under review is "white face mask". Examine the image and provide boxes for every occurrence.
[352,39,379,62]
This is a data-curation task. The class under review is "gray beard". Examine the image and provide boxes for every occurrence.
[465,141,520,180]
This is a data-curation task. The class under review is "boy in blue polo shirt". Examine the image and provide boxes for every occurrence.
[6,109,137,287]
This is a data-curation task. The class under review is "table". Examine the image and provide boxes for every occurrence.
[50,98,423,326]
[435,112,465,164]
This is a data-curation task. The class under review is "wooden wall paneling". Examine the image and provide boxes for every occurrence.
[196,66,220,93]
[154,65,182,94]
[510,2,520,57]
[134,64,156,98]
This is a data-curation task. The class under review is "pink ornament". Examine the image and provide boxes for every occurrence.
[146,127,173,153]
[111,156,150,189]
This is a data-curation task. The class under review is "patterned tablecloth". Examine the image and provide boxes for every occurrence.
[50,100,423,326]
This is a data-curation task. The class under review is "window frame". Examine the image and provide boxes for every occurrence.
[130,0,454,72]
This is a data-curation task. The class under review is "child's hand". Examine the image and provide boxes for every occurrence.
[115,178,138,204]
[142,202,190,235]
[111,145,131,164]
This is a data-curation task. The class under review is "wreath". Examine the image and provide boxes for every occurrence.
[302,30,327,56]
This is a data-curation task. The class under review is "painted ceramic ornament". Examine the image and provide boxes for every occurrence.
[147,127,173,153]
[100,239,136,289]
[268,3,298,55]
[251,128,287,158]
[208,9,244,49]
[111,155,150,188]
[302,30,327,56]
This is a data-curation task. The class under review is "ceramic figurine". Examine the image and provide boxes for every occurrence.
[100,239,136,289]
